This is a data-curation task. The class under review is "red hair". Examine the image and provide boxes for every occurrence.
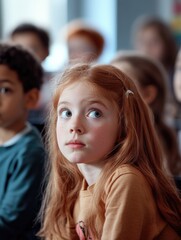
[65,20,105,58]
[39,63,181,239]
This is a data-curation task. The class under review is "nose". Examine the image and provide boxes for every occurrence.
[70,127,83,134]
[69,116,84,135]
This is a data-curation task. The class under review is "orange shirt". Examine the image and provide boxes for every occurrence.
[73,164,180,240]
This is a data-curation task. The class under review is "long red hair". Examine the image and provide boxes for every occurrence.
[111,52,181,175]
[39,63,181,239]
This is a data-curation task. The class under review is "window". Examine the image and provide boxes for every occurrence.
[1,0,67,71]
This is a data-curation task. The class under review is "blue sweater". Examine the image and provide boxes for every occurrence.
[0,125,45,240]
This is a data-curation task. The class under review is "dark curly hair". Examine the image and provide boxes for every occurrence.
[0,43,43,92]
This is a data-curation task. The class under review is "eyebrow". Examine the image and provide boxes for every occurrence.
[58,99,109,109]
[87,100,108,109]
[0,79,14,84]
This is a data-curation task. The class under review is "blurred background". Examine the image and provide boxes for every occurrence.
[0,0,180,72]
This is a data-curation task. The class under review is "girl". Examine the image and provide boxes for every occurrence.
[111,52,181,177]
[173,47,181,190]
[132,16,178,81]
[132,15,179,112]
[40,63,181,239]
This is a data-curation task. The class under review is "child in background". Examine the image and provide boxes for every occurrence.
[0,43,45,240]
[174,47,181,133]
[10,23,53,137]
[132,16,178,82]
[111,52,181,177]
[174,47,181,103]
[10,23,49,63]
[132,15,179,119]
[173,47,181,191]
[39,63,181,239]
[64,19,105,64]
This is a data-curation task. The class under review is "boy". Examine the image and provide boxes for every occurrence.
[0,43,45,239]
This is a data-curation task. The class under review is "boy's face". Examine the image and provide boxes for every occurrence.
[11,32,48,62]
[0,64,35,132]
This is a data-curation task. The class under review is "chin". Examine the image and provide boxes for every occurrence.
[74,158,85,163]
[65,152,87,164]
[67,157,85,164]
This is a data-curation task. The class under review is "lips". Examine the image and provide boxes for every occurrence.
[66,140,85,149]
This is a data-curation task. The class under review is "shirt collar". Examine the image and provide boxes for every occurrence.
[0,122,32,147]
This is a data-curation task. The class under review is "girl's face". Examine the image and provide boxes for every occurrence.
[56,81,119,165]
[135,27,165,62]
[174,49,181,102]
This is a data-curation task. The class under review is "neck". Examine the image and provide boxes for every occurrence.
[77,163,104,186]
[0,122,26,144]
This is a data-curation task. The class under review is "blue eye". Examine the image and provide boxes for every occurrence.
[0,87,11,94]
[88,109,102,118]
[60,109,72,119]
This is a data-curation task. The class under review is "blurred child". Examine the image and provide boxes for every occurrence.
[64,19,105,64]
[39,63,181,239]
[132,15,178,104]
[10,23,53,136]
[0,43,45,240]
[111,52,181,177]
[132,16,178,77]
[173,46,181,134]
[174,47,181,103]
[10,23,49,63]
[173,47,181,190]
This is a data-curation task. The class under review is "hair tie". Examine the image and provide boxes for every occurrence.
[125,89,134,97]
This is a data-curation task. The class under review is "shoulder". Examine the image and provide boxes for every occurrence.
[104,164,152,198]
[12,127,45,166]
[107,164,146,182]
[17,127,44,152]
[21,125,44,144]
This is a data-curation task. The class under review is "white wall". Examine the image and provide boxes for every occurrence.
[82,0,116,63]
[2,0,51,37]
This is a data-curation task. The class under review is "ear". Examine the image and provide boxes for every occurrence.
[25,88,40,110]
[141,85,158,105]
[41,49,49,62]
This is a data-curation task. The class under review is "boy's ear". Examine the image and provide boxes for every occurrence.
[25,88,40,109]
[141,85,158,105]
